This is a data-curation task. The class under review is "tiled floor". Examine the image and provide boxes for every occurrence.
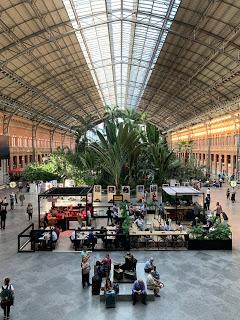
[0,184,240,320]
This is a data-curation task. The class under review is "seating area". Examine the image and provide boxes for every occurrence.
[100,262,155,302]
[129,223,188,249]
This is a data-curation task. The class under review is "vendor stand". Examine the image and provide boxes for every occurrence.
[38,187,93,229]
[162,186,204,222]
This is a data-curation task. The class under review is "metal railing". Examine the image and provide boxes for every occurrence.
[18,224,54,252]
[18,223,34,252]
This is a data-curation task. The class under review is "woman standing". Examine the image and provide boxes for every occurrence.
[26,203,33,221]
[0,277,14,319]
[81,256,91,288]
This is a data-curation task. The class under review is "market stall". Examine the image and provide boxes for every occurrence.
[162,186,204,222]
[38,187,93,229]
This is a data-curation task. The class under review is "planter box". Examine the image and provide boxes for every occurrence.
[188,239,232,250]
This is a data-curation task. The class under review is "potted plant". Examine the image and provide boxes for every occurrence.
[120,204,132,250]
[188,222,232,250]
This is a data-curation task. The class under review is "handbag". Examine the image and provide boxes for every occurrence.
[159,281,164,288]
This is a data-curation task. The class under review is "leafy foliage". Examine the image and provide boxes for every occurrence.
[189,222,231,240]
[206,222,231,240]
[23,163,60,182]
[23,108,208,187]
[120,204,132,236]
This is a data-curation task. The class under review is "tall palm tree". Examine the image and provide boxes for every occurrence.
[89,121,142,190]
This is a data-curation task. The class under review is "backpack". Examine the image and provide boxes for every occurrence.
[1,286,14,305]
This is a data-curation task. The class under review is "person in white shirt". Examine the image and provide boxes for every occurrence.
[135,217,144,230]
[0,277,14,318]
[147,270,161,297]
[51,230,58,242]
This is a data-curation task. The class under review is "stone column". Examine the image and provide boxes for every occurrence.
[230,155,234,176]
[224,154,228,175]
[236,134,240,180]
[32,123,38,163]
[50,129,55,153]
[214,154,218,176]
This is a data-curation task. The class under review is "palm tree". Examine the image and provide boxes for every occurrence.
[74,114,98,152]
[89,121,142,190]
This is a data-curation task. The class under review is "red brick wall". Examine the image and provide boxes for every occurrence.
[0,112,75,170]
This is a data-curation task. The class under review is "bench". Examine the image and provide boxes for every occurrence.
[100,262,155,302]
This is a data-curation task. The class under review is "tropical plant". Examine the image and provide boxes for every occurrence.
[120,204,132,236]
[206,222,231,240]
[188,222,232,240]
[141,123,179,185]
[89,121,142,190]
[188,225,205,239]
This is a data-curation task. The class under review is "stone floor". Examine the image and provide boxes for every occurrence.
[0,184,240,320]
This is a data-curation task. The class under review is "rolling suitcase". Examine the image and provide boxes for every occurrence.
[105,290,116,308]
[92,275,101,295]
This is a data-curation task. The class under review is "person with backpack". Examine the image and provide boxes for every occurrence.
[0,277,14,319]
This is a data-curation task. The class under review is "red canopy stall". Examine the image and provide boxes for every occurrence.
[38,186,93,230]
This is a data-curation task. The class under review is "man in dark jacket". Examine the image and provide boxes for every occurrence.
[0,207,7,229]
[106,207,113,225]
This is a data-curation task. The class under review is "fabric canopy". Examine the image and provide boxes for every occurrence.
[162,186,202,196]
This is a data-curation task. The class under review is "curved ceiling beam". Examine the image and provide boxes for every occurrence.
[1,16,239,68]
[0,94,73,131]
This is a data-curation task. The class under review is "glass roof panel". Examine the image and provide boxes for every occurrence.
[63,0,180,108]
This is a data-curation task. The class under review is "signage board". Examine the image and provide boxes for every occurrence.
[107,185,116,202]
[136,185,144,201]
[113,194,123,203]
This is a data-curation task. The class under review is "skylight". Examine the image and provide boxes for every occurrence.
[63,0,181,109]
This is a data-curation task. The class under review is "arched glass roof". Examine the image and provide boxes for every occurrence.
[63,0,180,108]
[1,0,240,132]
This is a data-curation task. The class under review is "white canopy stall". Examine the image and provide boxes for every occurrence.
[162,186,205,222]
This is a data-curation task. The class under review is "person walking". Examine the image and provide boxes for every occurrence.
[206,187,211,199]
[205,196,210,211]
[19,193,25,206]
[0,207,7,230]
[226,188,230,200]
[14,192,18,204]
[0,277,14,319]
[214,202,222,221]
[231,190,236,203]
[18,181,23,192]
[2,197,8,208]
[26,203,33,221]
[81,256,91,288]
[9,193,14,211]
